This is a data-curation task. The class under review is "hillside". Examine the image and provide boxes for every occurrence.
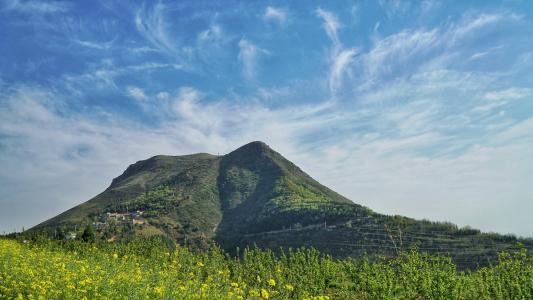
[31,141,532,269]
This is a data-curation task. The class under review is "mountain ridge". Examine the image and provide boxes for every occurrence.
[31,141,532,269]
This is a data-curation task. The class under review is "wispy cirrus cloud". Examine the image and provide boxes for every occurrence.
[484,88,532,101]
[62,61,184,93]
[1,0,69,14]
[316,8,340,45]
[72,38,116,50]
[263,6,287,23]
[449,13,505,45]
[357,28,438,87]
[238,38,267,81]
[316,8,358,97]
[134,2,178,57]
[126,86,147,101]
[377,0,411,18]
[330,48,358,96]
[349,12,520,91]
[198,25,222,42]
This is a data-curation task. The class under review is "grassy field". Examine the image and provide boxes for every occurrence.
[0,238,532,299]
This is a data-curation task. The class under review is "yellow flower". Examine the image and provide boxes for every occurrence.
[154,285,164,296]
[249,289,260,297]
[231,282,239,288]
[268,279,276,287]
[196,261,205,267]
[260,288,269,299]
[285,284,294,291]
[112,253,118,259]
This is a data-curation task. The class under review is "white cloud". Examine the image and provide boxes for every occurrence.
[134,3,177,57]
[316,8,340,45]
[330,48,358,95]
[72,38,115,50]
[62,62,183,93]
[126,86,147,101]
[238,39,267,81]
[198,25,222,41]
[472,87,531,113]
[128,62,183,71]
[347,12,517,91]
[129,46,159,53]
[256,86,292,101]
[306,132,533,236]
[2,0,69,14]
[263,6,287,23]
[449,14,503,45]
[156,91,169,100]
[357,29,438,87]
[316,8,357,97]
[378,0,411,18]
[492,118,533,145]
[484,88,532,101]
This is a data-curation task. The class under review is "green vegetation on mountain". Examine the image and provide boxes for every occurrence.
[29,141,533,269]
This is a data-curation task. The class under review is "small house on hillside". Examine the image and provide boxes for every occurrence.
[66,232,77,240]
[132,219,145,225]
[131,210,144,219]
[106,212,128,221]
[107,235,119,242]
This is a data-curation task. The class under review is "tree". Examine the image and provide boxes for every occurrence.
[345,220,353,228]
[81,225,96,243]
[56,227,66,240]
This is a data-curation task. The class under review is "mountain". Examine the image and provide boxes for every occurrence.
[32,141,531,269]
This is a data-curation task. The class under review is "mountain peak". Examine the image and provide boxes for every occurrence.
[224,141,274,159]
[232,140,270,152]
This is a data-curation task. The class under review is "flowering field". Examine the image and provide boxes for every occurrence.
[0,238,532,299]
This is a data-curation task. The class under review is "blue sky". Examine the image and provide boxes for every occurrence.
[1,0,532,236]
